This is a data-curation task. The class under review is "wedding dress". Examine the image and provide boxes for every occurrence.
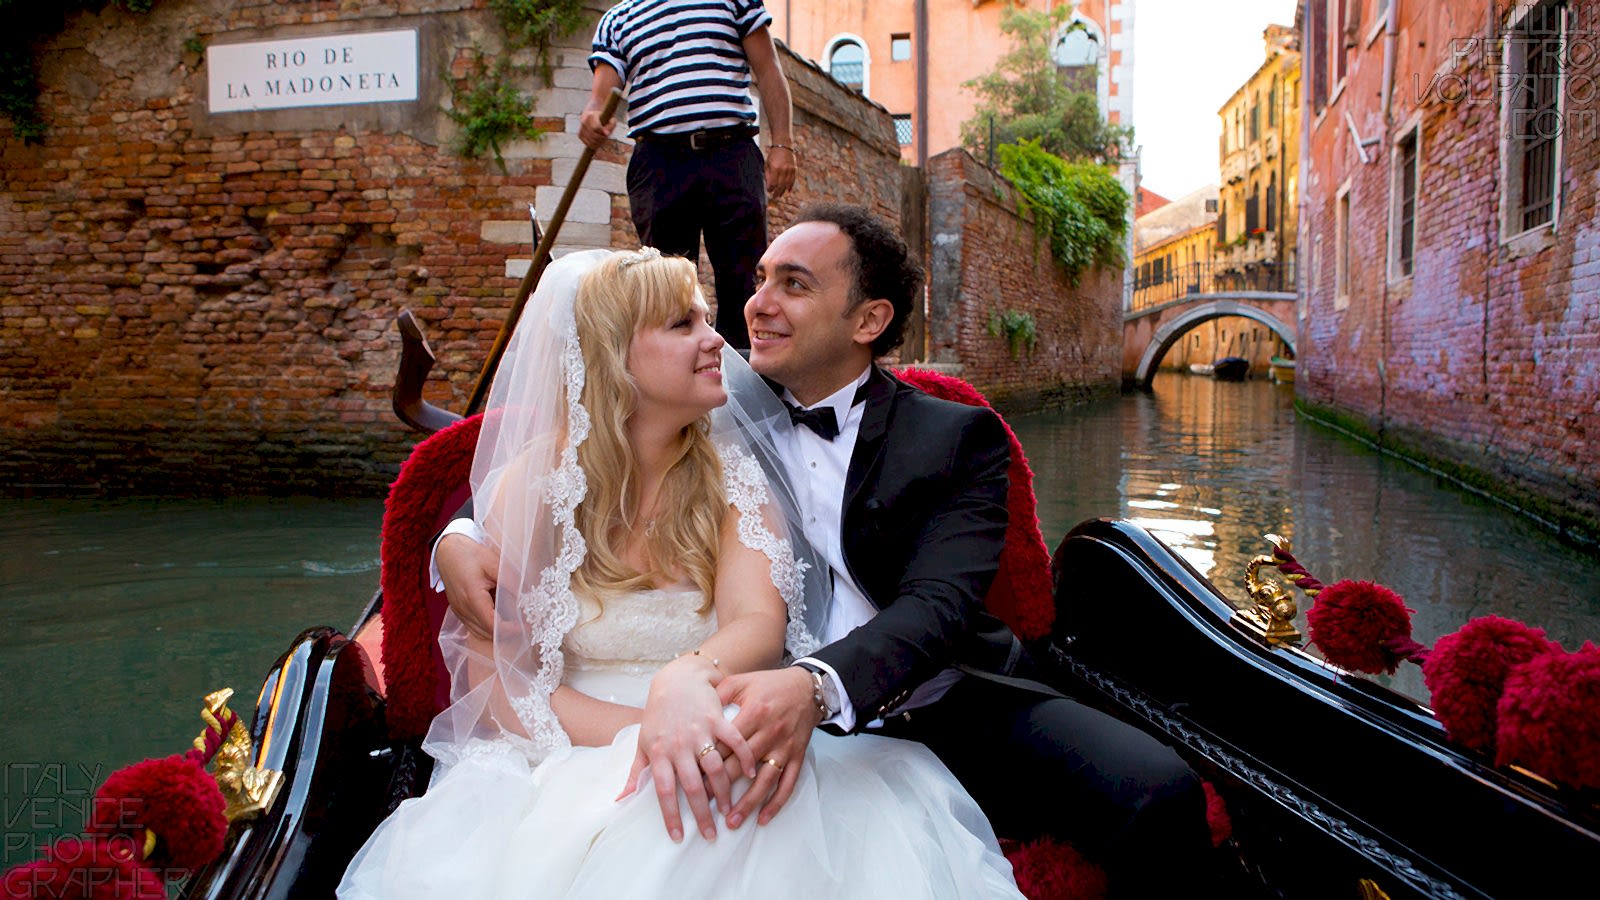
[337,587,1024,898]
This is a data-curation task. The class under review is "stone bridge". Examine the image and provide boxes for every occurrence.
[1122,292,1298,388]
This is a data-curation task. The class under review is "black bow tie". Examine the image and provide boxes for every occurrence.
[785,403,840,441]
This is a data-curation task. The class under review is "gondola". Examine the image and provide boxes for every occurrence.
[1212,356,1250,381]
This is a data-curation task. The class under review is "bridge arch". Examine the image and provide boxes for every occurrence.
[1132,299,1297,389]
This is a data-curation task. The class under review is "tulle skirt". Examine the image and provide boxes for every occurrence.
[338,725,1022,898]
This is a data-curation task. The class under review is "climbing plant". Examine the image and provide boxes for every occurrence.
[997,139,1128,285]
[986,309,1039,359]
[448,0,589,165]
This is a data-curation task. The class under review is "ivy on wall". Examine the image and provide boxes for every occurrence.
[996,139,1128,286]
[449,0,588,165]
[0,0,588,159]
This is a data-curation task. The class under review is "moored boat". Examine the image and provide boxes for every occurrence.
[1212,356,1249,380]
[1269,356,1296,383]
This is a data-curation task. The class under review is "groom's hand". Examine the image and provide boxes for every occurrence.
[717,667,824,828]
[437,533,499,639]
[623,656,753,843]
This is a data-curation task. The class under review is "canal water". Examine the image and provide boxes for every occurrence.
[4,372,1599,862]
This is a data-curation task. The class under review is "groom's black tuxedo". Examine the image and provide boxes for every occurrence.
[806,364,1024,725]
[792,365,1210,899]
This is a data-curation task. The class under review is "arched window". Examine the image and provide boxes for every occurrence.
[825,36,868,94]
[1053,27,1100,67]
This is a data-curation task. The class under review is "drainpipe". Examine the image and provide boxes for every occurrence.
[914,0,929,166]
[1378,1,1399,436]
[1380,0,1400,123]
[784,0,790,45]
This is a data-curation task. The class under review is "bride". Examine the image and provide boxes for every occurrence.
[338,249,1022,898]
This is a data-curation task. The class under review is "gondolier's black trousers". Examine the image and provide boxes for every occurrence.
[875,675,1213,899]
[627,132,767,349]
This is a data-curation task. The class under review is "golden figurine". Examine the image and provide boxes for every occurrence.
[1235,533,1305,646]
[193,688,284,822]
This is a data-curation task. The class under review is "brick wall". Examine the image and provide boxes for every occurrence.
[925,148,1123,411]
[1298,0,1600,540]
[0,2,903,496]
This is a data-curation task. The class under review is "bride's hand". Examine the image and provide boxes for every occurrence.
[621,655,754,843]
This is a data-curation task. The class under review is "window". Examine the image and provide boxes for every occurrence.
[1246,184,1260,233]
[1266,173,1277,232]
[1391,126,1419,278]
[1269,78,1277,127]
[893,114,913,146]
[826,37,867,93]
[1334,0,1350,87]
[1204,198,1218,214]
[1249,96,1260,144]
[1335,186,1351,300]
[1217,201,1227,243]
[1502,0,1567,236]
[891,34,911,62]
[1053,26,1100,67]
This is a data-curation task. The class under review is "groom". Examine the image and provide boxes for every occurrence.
[437,205,1209,896]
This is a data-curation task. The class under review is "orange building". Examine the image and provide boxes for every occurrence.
[768,0,1132,164]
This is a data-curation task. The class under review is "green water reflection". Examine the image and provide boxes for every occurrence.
[1,497,382,865]
[1011,372,1600,701]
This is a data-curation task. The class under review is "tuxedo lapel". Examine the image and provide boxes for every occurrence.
[843,366,896,526]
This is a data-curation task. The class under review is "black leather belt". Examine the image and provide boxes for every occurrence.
[639,125,758,150]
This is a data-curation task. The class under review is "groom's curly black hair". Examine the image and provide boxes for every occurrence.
[793,203,924,357]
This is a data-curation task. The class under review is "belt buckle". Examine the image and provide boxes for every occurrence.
[689,130,709,151]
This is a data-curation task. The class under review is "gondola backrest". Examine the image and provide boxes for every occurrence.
[379,414,482,739]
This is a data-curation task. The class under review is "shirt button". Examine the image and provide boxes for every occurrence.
[810,461,817,469]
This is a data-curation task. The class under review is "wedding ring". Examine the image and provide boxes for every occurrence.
[762,757,783,772]
[697,743,717,760]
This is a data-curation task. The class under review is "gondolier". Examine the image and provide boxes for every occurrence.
[580,0,797,349]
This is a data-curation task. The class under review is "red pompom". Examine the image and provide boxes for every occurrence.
[1422,616,1559,754]
[1004,837,1108,900]
[1495,643,1600,789]
[1202,780,1233,848]
[1305,580,1416,674]
[87,753,228,872]
[1,836,165,900]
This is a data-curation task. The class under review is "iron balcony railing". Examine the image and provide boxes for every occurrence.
[1130,257,1297,313]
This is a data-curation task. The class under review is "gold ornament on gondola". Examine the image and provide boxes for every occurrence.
[195,688,284,822]
[1236,533,1306,646]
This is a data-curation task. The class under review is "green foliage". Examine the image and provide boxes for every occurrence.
[448,57,548,166]
[998,139,1128,284]
[960,4,1131,164]
[986,309,1038,359]
[449,0,588,165]
[490,0,589,78]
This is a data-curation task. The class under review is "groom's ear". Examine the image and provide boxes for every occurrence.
[851,298,894,347]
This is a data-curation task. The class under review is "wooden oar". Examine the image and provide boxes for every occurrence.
[392,86,624,434]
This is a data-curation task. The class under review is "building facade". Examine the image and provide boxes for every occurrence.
[768,0,1133,164]
[1297,0,1600,539]
[1216,23,1301,294]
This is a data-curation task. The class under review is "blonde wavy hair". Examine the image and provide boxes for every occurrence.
[570,249,724,608]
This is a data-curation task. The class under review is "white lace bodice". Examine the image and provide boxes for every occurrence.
[563,588,715,676]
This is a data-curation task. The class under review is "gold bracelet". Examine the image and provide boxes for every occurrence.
[690,648,723,674]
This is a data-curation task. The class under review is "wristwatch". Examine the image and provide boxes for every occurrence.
[793,661,840,719]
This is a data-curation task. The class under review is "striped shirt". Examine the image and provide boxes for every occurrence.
[589,0,772,136]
